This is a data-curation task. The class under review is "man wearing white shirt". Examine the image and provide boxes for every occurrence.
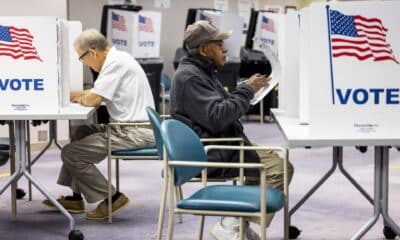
[43,29,155,220]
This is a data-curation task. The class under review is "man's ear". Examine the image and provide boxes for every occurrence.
[198,44,207,57]
[90,49,98,58]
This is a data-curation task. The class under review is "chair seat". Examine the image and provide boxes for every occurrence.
[177,185,284,213]
[111,148,158,156]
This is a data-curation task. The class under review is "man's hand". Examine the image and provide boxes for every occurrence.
[70,91,82,103]
[246,73,272,93]
[70,90,103,107]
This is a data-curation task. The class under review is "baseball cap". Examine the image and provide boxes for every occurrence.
[184,20,232,49]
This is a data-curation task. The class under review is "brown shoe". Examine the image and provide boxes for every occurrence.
[85,193,129,220]
[42,196,85,214]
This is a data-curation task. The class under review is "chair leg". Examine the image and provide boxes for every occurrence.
[162,97,166,115]
[239,217,245,240]
[108,156,113,223]
[167,209,175,240]
[178,186,183,201]
[167,173,175,240]
[116,159,120,192]
[175,186,183,224]
[156,176,169,240]
[260,213,266,240]
[198,216,205,240]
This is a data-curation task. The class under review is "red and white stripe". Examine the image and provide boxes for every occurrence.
[0,26,41,61]
[332,15,398,63]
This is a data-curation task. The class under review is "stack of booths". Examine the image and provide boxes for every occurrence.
[96,4,163,123]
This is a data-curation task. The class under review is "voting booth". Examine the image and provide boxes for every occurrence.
[277,12,300,119]
[279,1,400,137]
[173,9,243,92]
[0,17,83,116]
[242,9,282,119]
[98,4,163,119]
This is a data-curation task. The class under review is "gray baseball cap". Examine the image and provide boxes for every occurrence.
[184,20,232,49]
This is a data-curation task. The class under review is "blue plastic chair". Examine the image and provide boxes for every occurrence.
[147,107,251,240]
[160,119,289,240]
[146,107,170,240]
[106,122,159,223]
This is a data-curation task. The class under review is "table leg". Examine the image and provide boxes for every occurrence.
[30,120,63,166]
[289,147,339,216]
[351,146,383,239]
[381,147,400,235]
[9,121,17,220]
[1,120,81,238]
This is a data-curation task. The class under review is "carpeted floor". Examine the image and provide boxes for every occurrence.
[0,121,399,240]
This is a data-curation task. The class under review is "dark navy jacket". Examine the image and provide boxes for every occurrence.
[170,56,261,177]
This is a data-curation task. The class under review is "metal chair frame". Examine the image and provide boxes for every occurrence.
[162,137,289,240]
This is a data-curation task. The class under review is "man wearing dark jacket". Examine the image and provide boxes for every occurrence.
[170,20,294,240]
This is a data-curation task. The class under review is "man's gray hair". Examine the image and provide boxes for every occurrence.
[74,28,109,52]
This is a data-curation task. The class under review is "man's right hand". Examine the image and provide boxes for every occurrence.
[246,73,272,93]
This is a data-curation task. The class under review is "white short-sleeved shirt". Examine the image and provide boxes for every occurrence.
[91,47,155,122]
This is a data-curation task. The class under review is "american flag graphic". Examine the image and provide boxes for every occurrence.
[330,9,398,64]
[139,15,153,32]
[0,25,42,61]
[261,16,275,32]
[112,12,127,31]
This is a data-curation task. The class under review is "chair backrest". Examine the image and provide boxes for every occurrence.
[161,73,172,91]
[160,119,206,186]
[146,107,164,158]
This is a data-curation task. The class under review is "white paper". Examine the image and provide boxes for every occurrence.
[250,39,281,105]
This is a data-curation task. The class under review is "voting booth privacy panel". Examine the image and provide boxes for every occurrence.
[106,9,161,58]
[253,12,281,58]
[0,17,83,116]
[97,5,163,116]
[279,1,400,137]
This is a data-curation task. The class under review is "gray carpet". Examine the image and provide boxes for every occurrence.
[0,122,399,240]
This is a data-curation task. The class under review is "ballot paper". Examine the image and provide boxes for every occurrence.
[250,38,282,105]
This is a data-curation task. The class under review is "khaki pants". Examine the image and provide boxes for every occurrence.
[246,146,294,226]
[57,124,155,203]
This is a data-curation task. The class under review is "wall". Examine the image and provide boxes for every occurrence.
[68,0,295,82]
[0,0,67,18]
[0,0,69,143]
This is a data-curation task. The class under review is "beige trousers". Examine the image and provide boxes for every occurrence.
[57,124,155,203]
[246,147,294,226]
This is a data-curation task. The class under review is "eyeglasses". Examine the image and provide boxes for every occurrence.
[78,49,90,62]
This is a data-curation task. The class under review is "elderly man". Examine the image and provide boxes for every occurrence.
[43,29,155,220]
[170,21,294,239]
